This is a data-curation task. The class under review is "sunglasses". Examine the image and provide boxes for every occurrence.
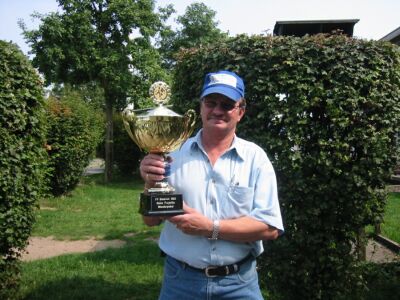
[202,99,244,112]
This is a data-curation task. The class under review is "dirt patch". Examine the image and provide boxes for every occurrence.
[83,158,105,175]
[387,185,400,192]
[21,237,126,261]
[366,239,399,263]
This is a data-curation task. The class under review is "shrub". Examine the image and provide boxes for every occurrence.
[113,113,144,176]
[173,34,400,299]
[0,41,47,299]
[46,88,103,195]
[360,262,400,299]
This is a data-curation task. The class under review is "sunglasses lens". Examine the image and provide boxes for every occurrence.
[203,100,238,111]
[204,100,216,108]
[221,103,235,111]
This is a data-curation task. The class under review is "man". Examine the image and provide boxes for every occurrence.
[139,70,284,299]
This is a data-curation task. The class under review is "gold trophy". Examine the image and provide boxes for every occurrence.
[122,81,196,216]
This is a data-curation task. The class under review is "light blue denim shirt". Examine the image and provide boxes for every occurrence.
[159,129,284,268]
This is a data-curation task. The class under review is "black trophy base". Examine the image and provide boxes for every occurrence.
[139,192,184,216]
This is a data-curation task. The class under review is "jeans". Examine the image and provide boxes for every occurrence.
[158,255,264,300]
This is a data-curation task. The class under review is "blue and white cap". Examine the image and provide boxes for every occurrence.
[200,70,245,102]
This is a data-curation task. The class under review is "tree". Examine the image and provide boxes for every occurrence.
[157,2,228,68]
[20,0,170,182]
[0,40,47,299]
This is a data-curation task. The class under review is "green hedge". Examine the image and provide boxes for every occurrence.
[0,41,47,299]
[113,113,144,176]
[46,89,103,195]
[173,34,400,299]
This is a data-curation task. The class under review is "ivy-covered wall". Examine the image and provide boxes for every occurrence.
[172,34,400,299]
[0,41,47,299]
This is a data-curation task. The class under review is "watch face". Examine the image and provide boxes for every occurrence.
[149,81,171,104]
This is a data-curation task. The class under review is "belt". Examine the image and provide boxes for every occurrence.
[177,254,254,278]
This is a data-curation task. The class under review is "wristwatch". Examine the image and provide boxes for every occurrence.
[208,220,220,240]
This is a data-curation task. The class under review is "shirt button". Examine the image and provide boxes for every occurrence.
[212,179,216,184]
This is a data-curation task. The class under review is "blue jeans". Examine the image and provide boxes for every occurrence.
[159,255,264,300]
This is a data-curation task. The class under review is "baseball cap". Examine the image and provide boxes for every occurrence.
[200,70,245,102]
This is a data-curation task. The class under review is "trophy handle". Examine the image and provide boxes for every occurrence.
[122,107,141,149]
[184,109,197,137]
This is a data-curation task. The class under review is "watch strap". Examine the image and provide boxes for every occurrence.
[208,220,220,240]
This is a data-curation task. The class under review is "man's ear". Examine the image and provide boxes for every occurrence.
[238,107,246,121]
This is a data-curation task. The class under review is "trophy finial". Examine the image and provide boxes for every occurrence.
[149,81,171,105]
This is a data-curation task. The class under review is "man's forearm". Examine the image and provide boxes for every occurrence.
[218,216,279,242]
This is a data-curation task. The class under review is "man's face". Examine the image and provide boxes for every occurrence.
[200,93,245,133]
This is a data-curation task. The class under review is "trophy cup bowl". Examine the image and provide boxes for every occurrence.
[122,82,196,216]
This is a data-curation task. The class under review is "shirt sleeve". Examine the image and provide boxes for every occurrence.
[249,157,284,235]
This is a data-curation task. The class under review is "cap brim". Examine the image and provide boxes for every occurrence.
[200,85,242,102]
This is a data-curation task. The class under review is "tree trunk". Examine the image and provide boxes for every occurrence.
[105,98,114,182]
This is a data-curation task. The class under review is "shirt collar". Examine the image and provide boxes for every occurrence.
[190,129,245,161]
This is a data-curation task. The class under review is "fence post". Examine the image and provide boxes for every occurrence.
[374,223,381,235]
[356,228,366,261]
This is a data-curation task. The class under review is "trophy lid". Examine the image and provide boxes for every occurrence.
[140,105,182,117]
[134,81,182,117]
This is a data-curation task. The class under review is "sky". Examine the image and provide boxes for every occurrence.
[0,0,399,55]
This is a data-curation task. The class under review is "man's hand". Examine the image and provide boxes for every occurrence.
[140,154,169,187]
[168,203,213,237]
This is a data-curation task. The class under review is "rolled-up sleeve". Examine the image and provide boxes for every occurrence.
[250,160,284,235]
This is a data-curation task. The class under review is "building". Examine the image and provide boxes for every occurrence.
[273,19,359,37]
[380,26,400,45]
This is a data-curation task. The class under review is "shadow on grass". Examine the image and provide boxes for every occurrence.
[23,276,161,300]
[101,224,162,241]
[85,238,163,264]
[21,241,164,300]
[82,173,144,191]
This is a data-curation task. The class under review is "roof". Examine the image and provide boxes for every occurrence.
[380,26,400,45]
[273,19,359,37]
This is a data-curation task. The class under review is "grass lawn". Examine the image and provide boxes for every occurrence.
[19,239,163,300]
[18,174,400,299]
[32,174,153,240]
[366,192,400,244]
[19,174,164,300]
[379,193,400,243]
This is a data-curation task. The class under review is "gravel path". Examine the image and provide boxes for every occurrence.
[366,239,399,263]
[21,236,398,263]
[21,237,126,261]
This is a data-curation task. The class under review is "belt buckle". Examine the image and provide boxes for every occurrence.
[205,266,230,277]
[205,266,219,277]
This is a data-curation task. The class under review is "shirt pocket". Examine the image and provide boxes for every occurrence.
[224,185,254,218]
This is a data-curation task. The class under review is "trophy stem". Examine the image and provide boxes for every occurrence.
[140,152,183,216]
[148,152,175,193]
